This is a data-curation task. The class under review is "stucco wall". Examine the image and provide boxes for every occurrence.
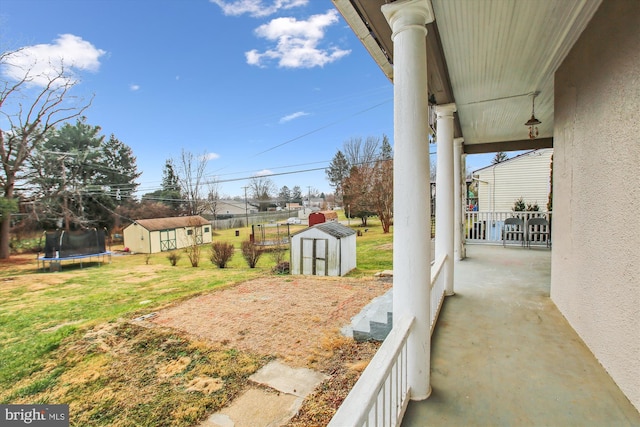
[551,0,640,411]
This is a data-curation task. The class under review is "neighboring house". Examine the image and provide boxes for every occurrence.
[123,215,212,254]
[473,149,553,212]
[290,222,356,277]
[209,200,253,216]
[285,202,303,210]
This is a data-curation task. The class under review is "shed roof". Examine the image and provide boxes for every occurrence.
[130,215,210,232]
[294,222,356,239]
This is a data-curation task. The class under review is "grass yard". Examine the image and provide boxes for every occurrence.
[0,220,393,426]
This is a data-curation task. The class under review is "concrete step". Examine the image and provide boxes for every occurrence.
[345,289,393,342]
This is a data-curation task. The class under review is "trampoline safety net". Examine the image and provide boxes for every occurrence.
[44,229,107,258]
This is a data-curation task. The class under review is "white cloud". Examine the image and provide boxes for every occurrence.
[1,34,106,87]
[279,111,309,123]
[255,169,273,176]
[130,84,140,91]
[210,0,307,17]
[202,152,221,161]
[245,9,350,68]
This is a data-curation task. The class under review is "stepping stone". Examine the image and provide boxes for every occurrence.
[249,360,328,398]
[201,388,302,427]
[201,361,328,427]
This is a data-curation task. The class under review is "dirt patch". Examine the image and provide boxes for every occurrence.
[152,276,390,368]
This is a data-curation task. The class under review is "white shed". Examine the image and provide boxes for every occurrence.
[123,215,212,254]
[290,222,356,277]
[474,149,553,212]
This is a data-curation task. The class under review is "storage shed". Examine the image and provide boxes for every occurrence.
[123,215,212,254]
[308,210,339,226]
[290,222,356,276]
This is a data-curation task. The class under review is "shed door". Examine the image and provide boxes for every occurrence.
[160,229,177,251]
[300,238,328,276]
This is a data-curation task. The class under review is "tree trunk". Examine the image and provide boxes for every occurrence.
[0,182,14,259]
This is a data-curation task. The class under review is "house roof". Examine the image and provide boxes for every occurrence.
[472,148,553,174]
[294,222,356,239]
[131,215,210,232]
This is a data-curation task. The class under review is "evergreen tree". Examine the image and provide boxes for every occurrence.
[30,119,141,230]
[492,151,509,164]
[278,185,291,207]
[325,150,349,203]
[291,186,303,204]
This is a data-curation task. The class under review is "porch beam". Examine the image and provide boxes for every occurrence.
[435,103,456,296]
[383,0,434,401]
[463,137,553,154]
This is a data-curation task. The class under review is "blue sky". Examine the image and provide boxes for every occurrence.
[1,0,493,199]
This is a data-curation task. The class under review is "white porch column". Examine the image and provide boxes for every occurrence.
[454,137,465,261]
[383,0,434,401]
[460,152,467,258]
[435,104,456,296]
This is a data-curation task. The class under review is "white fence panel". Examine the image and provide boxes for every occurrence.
[465,211,552,245]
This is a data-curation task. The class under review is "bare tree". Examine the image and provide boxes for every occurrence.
[342,136,380,168]
[248,176,276,211]
[206,180,220,220]
[174,149,209,216]
[0,50,92,258]
[341,136,381,225]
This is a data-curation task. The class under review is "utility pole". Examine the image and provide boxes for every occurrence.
[243,186,249,227]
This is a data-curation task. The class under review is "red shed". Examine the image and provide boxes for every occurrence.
[308,210,338,226]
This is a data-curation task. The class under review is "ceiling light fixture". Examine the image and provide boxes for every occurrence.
[525,91,541,139]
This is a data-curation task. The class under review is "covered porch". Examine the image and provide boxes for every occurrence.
[403,244,640,426]
[330,0,639,424]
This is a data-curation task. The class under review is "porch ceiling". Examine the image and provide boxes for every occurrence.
[332,0,602,153]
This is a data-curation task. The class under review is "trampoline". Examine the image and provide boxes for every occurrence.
[37,228,112,271]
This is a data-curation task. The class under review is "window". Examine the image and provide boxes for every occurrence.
[204,227,210,233]
[187,229,193,235]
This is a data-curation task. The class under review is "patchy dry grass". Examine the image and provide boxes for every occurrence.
[3,321,269,427]
[286,338,381,426]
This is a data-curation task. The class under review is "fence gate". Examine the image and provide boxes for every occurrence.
[300,238,328,275]
[160,229,177,251]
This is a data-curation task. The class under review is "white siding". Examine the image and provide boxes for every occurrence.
[290,227,356,276]
[123,223,213,254]
[476,149,552,212]
[123,223,151,253]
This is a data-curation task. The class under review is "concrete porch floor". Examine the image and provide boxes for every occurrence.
[403,245,640,426]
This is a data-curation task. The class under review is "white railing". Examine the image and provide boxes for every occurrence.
[329,255,449,426]
[465,211,552,244]
[329,315,414,427]
[430,254,447,333]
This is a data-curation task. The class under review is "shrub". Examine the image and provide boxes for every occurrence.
[185,244,200,267]
[512,197,526,212]
[526,202,540,212]
[269,244,287,265]
[272,261,290,275]
[166,251,181,266]
[210,241,235,268]
[241,241,262,268]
